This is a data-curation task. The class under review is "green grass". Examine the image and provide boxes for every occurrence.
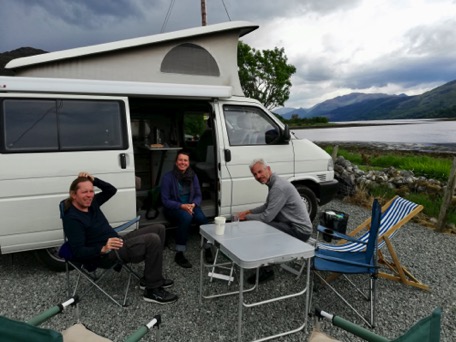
[324,146,452,181]
[369,154,451,181]
[323,145,456,226]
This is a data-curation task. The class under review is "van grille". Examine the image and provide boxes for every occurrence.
[317,174,327,182]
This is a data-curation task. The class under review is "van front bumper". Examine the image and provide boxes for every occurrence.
[318,179,339,205]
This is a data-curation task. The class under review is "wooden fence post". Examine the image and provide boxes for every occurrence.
[436,157,456,232]
[331,145,339,162]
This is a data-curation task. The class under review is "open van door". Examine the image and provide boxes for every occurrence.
[216,101,294,216]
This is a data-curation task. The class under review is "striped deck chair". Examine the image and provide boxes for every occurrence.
[317,196,428,291]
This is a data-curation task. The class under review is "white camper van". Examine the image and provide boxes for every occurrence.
[0,22,337,270]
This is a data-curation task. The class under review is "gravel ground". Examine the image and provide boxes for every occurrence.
[1,199,455,341]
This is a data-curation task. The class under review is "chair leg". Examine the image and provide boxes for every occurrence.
[370,275,377,328]
[314,271,376,328]
[378,240,430,291]
[123,273,133,307]
[65,261,71,298]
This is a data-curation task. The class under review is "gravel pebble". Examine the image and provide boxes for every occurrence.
[0,199,455,341]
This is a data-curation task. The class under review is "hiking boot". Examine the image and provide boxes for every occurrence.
[140,278,174,290]
[175,252,192,268]
[247,267,274,285]
[204,247,214,264]
[143,287,178,304]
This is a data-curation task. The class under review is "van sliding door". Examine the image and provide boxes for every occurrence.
[0,96,135,254]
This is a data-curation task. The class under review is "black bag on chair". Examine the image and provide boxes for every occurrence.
[319,210,349,242]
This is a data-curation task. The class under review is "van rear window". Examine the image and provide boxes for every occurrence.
[1,98,127,152]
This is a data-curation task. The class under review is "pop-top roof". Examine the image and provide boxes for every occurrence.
[6,21,259,96]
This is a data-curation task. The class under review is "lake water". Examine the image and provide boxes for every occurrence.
[293,119,456,153]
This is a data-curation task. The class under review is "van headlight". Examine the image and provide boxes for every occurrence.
[327,159,334,171]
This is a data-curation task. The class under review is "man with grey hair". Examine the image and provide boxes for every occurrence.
[238,158,312,283]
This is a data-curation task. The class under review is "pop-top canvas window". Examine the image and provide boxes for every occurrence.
[161,43,220,76]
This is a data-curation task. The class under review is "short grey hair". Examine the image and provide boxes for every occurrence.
[249,158,269,170]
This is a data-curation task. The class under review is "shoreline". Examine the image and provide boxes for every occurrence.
[290,117,456,130]
[314,141,456,155]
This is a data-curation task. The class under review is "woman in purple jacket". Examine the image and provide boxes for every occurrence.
[161,150,209,268]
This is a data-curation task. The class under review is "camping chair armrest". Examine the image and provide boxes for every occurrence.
[315,253,377,269]
[114,216,140,233]
[26,297,79,326]
[124,315,161,342]
[317,225,366,244]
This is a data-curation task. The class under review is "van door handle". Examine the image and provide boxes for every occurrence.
[119,153,127,169]
[224,149,231,162]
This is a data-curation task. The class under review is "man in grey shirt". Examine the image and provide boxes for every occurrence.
[239,158,312,283]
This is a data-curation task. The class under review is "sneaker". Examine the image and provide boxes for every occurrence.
[204,247,214,264]
[247,267,274,285]
[162,278,174,289]
[140,278,174,290]
[175,252,192,268]
[143,287,178,304]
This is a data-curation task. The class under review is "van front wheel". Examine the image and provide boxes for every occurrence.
[35,248,67,272]
[294,185,318,221]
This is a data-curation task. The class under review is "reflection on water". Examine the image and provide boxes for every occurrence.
[293,119,456,147]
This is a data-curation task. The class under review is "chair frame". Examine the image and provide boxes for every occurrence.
[318,196,428,291]
[313,307,441,342]
[59,200,142,307]
[0,296,162,342]
[313,199,382,328]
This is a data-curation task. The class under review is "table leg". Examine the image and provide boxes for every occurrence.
[238,268,244,342]
[199,236,204,305]
[305,258,311,327]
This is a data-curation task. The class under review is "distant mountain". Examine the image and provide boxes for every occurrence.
[278,81,456,121]
[307,93,404,117]
[0,47,48,75]
[272,107,296,115]
[324,81,456,121]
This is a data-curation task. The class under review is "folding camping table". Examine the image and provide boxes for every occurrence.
[199,220,315,342]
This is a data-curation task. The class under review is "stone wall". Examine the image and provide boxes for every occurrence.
[334,156,447,198]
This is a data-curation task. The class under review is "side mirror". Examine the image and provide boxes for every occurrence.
[281,124,290,144]
[265,124,290,145]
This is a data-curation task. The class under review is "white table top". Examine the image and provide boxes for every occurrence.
[200,220,314,269]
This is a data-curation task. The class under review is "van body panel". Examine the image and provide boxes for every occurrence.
[0,93,137,255]
[292,139,334,176]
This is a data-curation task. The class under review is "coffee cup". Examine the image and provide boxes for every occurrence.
[214,216,226,235]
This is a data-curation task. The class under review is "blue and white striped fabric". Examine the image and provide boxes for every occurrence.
[317,197,419,252]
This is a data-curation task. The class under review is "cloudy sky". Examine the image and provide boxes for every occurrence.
[1,0,456,108]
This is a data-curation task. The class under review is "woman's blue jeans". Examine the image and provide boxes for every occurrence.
[164,206,208,252]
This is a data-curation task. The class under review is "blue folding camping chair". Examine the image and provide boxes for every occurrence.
[313,199,382,328]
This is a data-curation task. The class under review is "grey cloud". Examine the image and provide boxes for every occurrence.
[339,54,456,90]
[404,19,456,56]
[202,0,361,23]
[293,58,336,83]
[11,0,150,28]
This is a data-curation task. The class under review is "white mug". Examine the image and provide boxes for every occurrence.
[214,216,226,235]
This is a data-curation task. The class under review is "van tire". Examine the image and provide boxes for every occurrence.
[35,248,68,272]
[294,184,318,221]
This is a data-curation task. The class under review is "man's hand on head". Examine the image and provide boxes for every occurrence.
[78,171,94,182]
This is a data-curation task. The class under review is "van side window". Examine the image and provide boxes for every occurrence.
[1,99,126,152]
[223,105,280,146]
